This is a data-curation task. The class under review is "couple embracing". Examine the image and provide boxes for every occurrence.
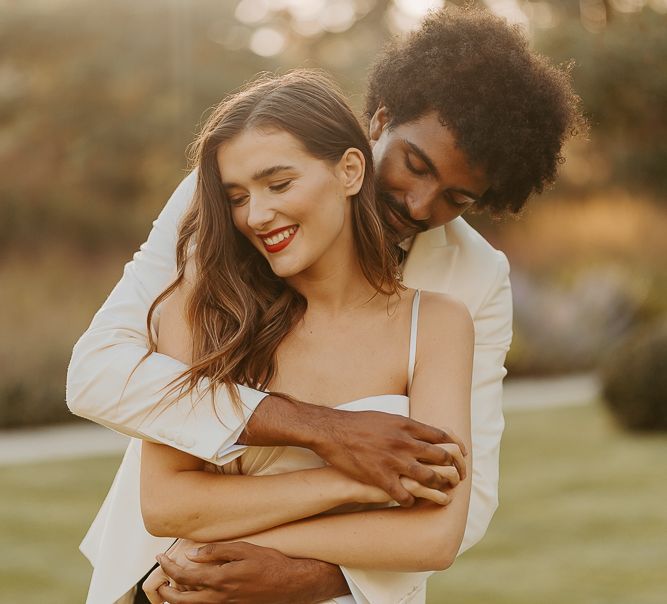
[67,7,580,604]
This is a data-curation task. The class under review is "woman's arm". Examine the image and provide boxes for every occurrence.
[200,292,474,572]
[140,274,397,541]
[142,275,452,542]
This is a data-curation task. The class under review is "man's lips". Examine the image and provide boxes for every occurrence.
[379,191,428,236]
[257,225,299,254]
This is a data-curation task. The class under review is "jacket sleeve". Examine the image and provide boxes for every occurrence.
[338,251,512,604]
[65,171,265,464]
[459,249,511,553]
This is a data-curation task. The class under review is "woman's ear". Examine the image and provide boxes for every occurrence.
[369,105,390,142]
[336,148,365,197]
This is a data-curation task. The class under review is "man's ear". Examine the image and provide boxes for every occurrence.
[336,148,365,197]
[369,105,390,142]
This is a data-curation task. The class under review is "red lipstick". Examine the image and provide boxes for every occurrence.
[257,225,299,254]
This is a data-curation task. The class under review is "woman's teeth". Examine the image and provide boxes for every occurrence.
[264,226,297,245]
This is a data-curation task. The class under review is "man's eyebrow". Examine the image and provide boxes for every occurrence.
[223,165,294,187]
[404,140,482,202]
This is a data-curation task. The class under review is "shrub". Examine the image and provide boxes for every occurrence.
[600,321,667,431]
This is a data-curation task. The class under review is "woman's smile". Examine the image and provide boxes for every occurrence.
[218,128,358,279]
[257,225,299,254]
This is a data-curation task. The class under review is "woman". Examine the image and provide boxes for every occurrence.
[94,69,473,604]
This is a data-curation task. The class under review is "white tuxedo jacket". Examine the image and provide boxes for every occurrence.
[67,170,512,604]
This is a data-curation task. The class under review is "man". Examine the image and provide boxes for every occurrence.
[67,7,581,604]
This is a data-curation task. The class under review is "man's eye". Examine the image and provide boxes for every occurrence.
[446,192,475,208]
[405,156,428,176]
[269,180,292,192]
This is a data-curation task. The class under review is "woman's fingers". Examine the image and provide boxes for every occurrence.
[426,442,466,481]
[399,476,451,506]
[382,475,416,507]
[142,565,170,604]
[428,463,461,488]
[412,441,467,481]
[404,444,466,491]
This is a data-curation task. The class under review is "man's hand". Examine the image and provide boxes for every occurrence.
[315,409,467,507]
[239,395,467,508]
[144,540,350,604]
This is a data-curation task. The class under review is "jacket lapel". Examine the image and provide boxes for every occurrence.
[402,226,458,294]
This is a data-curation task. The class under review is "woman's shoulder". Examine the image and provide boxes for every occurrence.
[416,290,474,347]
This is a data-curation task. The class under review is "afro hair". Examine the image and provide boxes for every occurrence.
[365,5,584,214]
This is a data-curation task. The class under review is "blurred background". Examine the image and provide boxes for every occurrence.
[1,0,665,602]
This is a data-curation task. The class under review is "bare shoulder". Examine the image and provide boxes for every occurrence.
[417,290,474,349]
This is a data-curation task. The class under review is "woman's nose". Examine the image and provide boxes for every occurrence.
[246,195,276,231]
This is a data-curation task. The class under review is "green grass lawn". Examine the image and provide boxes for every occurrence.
[1,403,665,604]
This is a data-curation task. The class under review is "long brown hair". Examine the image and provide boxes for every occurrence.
[145,70,402,417]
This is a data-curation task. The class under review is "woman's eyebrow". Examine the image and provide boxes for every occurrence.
[252,165,295,181]
[222,165,295,188]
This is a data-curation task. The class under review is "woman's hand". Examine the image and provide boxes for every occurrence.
[142,564,171,604]
[354,442,466,506]
[143,539,198,603]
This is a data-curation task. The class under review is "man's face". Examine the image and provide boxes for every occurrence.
[369,107,490,239]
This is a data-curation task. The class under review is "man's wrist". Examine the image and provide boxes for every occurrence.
[298,558,350,603]
[238,393,330,450]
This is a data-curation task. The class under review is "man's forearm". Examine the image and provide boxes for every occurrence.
[300,559,351,603]
[238,394,327,449]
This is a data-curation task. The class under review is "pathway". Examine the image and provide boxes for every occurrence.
[0,373,600,465]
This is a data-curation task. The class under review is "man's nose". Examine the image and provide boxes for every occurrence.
[246,195,276,231]
[405,187,436,221]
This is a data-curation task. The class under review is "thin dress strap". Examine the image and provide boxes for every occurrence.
[407,289,421,393]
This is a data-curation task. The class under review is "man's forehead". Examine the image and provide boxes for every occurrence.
[397,112,487,183]
[397,111,456,150]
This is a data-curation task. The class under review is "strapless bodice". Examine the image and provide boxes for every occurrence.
[207,395,409,478]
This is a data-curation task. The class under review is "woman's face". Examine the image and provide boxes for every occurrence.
[217,127,362,279]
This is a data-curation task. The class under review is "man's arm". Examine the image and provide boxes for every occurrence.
[145,542,351,604]
[459,250,511,553]
[66,171,266,463]
[66,171,469,486]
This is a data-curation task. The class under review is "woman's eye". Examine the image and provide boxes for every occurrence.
[269,180,292,192]
[405,156,428,176]
[229,195,248,206]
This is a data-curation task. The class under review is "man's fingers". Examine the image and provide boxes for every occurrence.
[438,443,467,481]
[409,421,468,456]
[186,541,256,563]
[409,441,467,483]
[404,461,441,489]
[429,464,460,488]
[383,477,415,507]
[407,462,461,490]
[157,554,207,590]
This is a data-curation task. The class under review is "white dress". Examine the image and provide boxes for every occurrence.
[195,290,426,604]
[85,291,429,604]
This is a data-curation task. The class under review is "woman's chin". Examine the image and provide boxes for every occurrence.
[267,258,303,279]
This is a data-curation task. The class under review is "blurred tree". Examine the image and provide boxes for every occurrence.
[524,1,667,197]
[601,320,667,431]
